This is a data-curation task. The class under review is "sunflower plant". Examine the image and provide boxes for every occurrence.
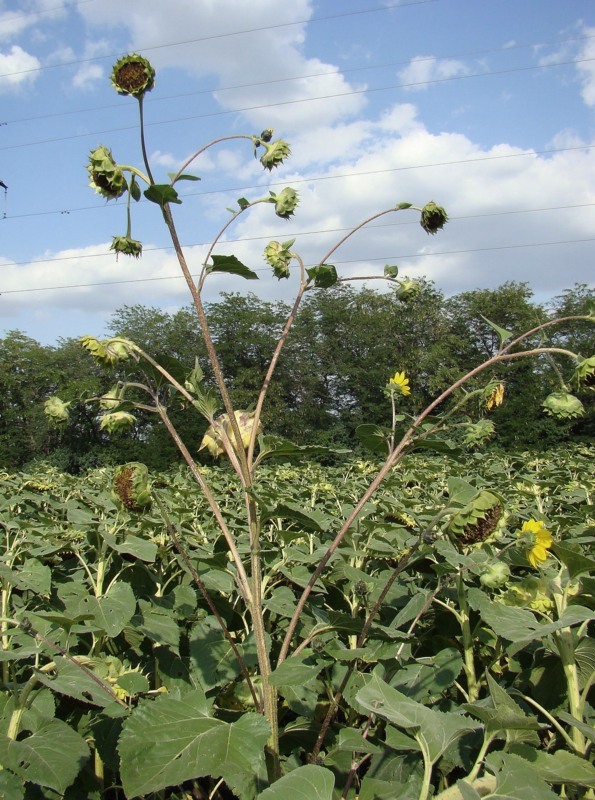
[8,52,593,800]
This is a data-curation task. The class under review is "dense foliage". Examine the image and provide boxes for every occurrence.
[0,449,593,798]
[1,282,593,471]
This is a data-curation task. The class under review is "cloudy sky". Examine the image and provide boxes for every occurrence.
[1,0,594,344]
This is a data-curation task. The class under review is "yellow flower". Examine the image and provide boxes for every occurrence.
[389,371,411,396]
[517,519,553,568]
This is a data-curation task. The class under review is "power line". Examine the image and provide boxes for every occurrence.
[0,0,437,80]
[1,56,592,153]
[3,144,593,221]
[4,31,594,128]
[0,0,96,26]
[2,236,593,296]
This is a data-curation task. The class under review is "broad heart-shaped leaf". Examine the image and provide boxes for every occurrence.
[467,588,593,645]
[261,501,331,532]
[189,618,259,691]
[206,254,259,280]
[100,528,158,562]
[0,718,89,794]
[257,764,335,799]
[509,744,595,788]
[0,768,25,800]
[306,263,338,288]
[479,313,514,348]
[34,656,117,708]
[553,542,595,579]
[356,673,478,764]
[118,690,269,799]
[464,674,540,735]
[484,752,559,799]
[144,183,182,206]
[355,424,389,455]
[268,653,331,687]
[256,434,350,462]
[83,581,136,637]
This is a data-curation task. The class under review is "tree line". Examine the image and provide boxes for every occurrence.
[1,280,593,472]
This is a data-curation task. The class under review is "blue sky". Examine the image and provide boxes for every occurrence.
[1,0,594,344]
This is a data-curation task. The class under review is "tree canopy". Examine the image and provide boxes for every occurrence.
[1,281,592,471]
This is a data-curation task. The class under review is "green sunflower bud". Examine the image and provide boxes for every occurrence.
[260,139,291,171]
[270,187,299,220]
[111,54,155,98]
[449,490,504,545]
[113,462,152,511]
[264,238,295,280]
[479,560,510,589]
[99,385,125,410]
[395,278,421,302]
[199,410,262,459]
[44,396,70,423]
[420,201,448,235]
[464,419,495,447]
[111,235,143,260]
[259,128,274,143]
[100,411,136,433]
[87,145,127,201]
[542,391,584,419]
[80,335,109,360]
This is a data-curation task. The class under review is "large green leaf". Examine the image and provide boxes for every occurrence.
[552,543,595,579]
[118,690,269,799]
[189,619,259,691]
[468,588,593,644]
[509,744,595,787]
[269,654,331,687]
[257,765,335,799]
[464,675,540,734]
[484,752,559,799]
[34,656,117,708]
[356,674,478,764]
[206,254,259,280]
[0,718,89,794]
[355,424,389,455]
[256,435,350,462]
[84,581,137,637]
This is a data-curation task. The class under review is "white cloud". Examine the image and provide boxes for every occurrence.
[77,0,367,132]
[0,45,40,92]
[72,62,103,90]
[575,26,595,106]
[397,55,470,91]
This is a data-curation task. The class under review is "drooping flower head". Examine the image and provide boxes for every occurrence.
[517,519,553,568]
[486,382,505,411]
[87,145,127,201]
[542,391,584,419]
[113,462,152,511]
[111,235,143,260]
[420,201,448,235]
[111,54,155,98]
[388,371,411,396]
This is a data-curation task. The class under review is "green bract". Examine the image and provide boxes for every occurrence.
[111,235,143,259]
[420,200,448,235]
[395,277,422,301]
[264,239,295,280]
[464,419,495,447]
[100,410,136,433]
[542,390,585,419]
[111,54,155,97]
[44,396,70,423]
[449,490,504,545]
[87,145,127,201]
[270,187,299,220]
[80,335,134,365]
[259,138,291,171]
[113,462,152,511]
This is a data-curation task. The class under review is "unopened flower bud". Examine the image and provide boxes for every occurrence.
[270,187,299,220]
[264,239,295,280]
[479,561,510,589]
[111,235,143,260]
[100,411,136,433]
[44,396,70,423]
[571,356,595,391]
[199,410,262,459]
[395,278,421,302]
[260,139,291,171]
[542,391,584,419]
